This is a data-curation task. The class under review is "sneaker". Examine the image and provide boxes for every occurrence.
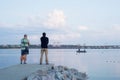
[24,62,27,64]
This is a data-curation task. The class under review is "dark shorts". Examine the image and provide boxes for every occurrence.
[21,47,29,55]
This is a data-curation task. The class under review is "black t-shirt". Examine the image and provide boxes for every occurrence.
[40,36,49,48]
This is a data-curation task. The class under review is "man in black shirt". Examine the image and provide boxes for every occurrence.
[40,32,49,64]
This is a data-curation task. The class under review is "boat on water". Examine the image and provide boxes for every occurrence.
[76,49,86,53]
[76,44,87,53]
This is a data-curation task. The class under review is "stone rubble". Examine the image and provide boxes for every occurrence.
[27,65,88,80]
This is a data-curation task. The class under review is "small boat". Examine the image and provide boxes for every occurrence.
[76,49,86,53]
[76,44,87,53]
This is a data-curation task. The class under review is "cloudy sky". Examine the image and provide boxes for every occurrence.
[0,0,120,45]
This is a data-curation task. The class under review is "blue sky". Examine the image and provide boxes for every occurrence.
[0,0,120,45]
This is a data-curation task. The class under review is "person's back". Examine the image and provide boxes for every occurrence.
[41,35,49,48]
[40,32,49,65]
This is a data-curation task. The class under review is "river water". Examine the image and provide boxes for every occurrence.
[0,49,120,80]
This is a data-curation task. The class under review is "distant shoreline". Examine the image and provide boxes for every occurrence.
[0,44,120,49]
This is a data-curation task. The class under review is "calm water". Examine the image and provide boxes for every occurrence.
[0,49,120,80]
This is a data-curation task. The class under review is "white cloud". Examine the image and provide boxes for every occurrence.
[49,32,81,44]
[26,15,42,27]
[112,24,120,31]
[43,9,66,29]
[0,21,29,29]
[0,9,66,30]
[0,16,42,29]
[99,24,120,37]
[0,22,13,28]
[78,26,88,31]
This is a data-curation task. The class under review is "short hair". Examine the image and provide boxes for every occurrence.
[24,34,27,37]
[42,32,46,36]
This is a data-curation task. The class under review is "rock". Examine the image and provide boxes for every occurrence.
[27,65,88,80]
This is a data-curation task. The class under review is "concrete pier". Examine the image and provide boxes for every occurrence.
[0,64,54,80]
